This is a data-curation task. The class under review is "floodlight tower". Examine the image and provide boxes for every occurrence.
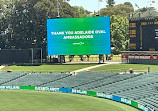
[97,0,104,16]
[57,0,70,18]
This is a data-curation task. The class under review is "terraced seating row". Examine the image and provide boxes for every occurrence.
[95,72,158,94]
[89,74,140,92]
[87,71,158,111]
[139,98,158,111]
[0,72,27,85]
[1,71,158,110]
[115,88,156,100]
[3,72,69,86]
[41,72,117,88]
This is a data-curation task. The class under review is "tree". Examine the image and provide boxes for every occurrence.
[135,7,148,13]
[110,15,129,54]
[60,1,75,18]
[0,0,15,49]
[72,6,91,18]
[100,4,134,17]
[0,0,89,58]
[106,0,115,7]
[124,2,133,7]
[98,4,134,54]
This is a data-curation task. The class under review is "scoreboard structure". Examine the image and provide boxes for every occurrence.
[129,8,158,51]
[122,8,158,64]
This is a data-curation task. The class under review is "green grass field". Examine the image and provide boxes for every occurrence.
[92,64,158,72]
[2,63,158,73]
[1,64,95,73]
[0,90,139,111]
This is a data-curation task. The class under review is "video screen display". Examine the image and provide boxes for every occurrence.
[47,17,111,55]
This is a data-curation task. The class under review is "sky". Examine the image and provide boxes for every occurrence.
[68,0,158,12]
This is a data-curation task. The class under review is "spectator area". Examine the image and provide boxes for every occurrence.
[1,71,158,110]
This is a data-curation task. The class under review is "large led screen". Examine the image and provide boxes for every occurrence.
[47,17,111,55]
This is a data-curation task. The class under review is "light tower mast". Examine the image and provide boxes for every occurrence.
[57,0,60,18]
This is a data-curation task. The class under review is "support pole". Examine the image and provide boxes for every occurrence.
[63,55,65,63]
[97,0,100,16]
[31,48,33,64]
[41,48,42,63]
[99,54,104,63]
[57,0,60,18]
[50,56,52,62]
[60,55,62,64]
[99,55,102,63]
[148,67,150,73]
[103,54,105,62]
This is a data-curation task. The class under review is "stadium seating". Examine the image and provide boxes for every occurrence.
[41,72,117,88]
[1,71,158,110]
[0,72,27,85]
[3,72,69,86]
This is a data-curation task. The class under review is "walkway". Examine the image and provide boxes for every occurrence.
[0,65,5,70]
[70,62,121,74]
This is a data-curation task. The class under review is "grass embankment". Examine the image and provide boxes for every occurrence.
[0,90,139,111]
[1,64,95,73]
[93,64,158,73]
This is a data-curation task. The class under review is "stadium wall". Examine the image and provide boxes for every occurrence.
[0,86,153,111]
[121,51,158,64]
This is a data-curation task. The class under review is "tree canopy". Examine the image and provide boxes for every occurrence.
[106,0,115,7]
[99,4,134,54]
[0,0,134,56]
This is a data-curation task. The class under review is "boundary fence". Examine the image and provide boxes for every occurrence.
[0,86,153,111]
